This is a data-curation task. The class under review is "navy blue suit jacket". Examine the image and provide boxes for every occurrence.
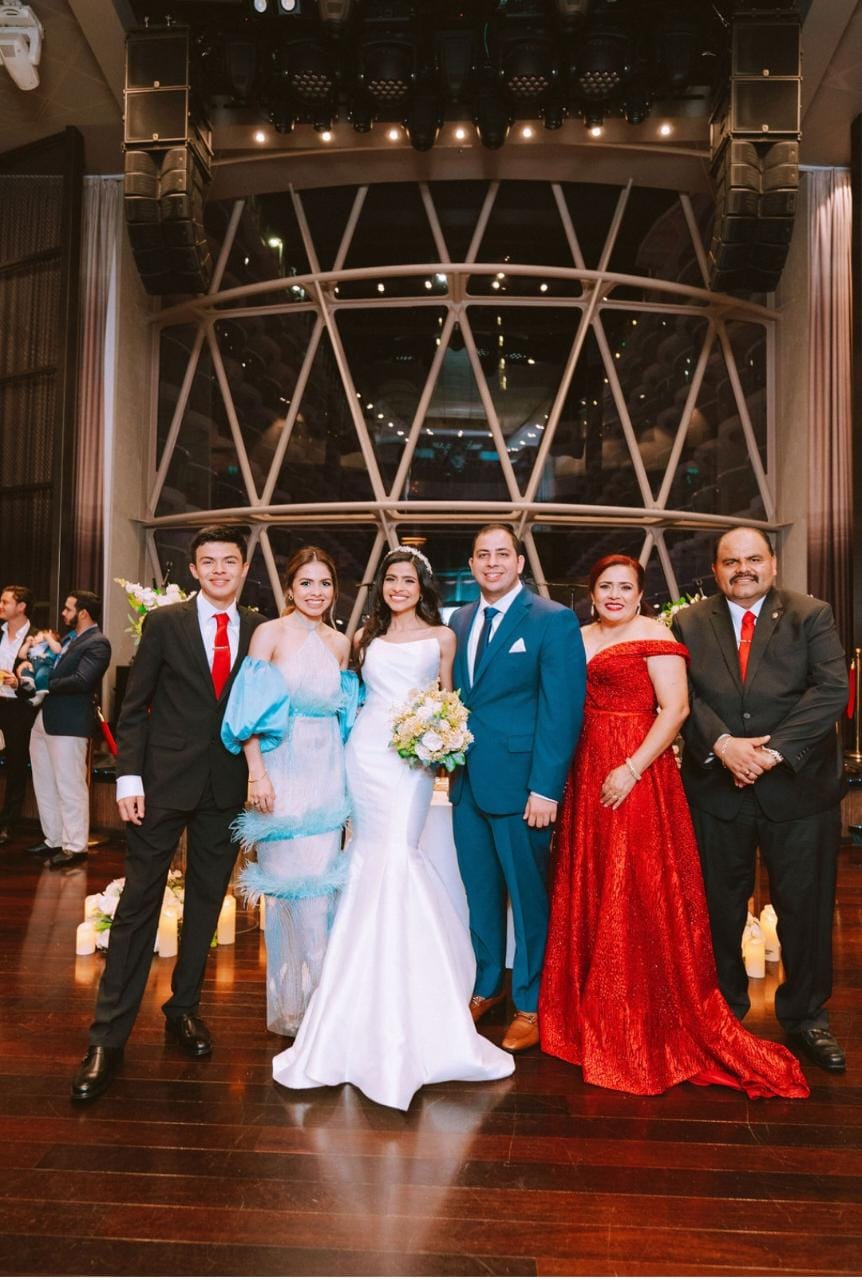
[449,587,586,815]
[42,626,112,738]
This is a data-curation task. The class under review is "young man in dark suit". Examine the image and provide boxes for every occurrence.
[27,590,111,869]
[71,526,263,1102]
[673,527,848,1073]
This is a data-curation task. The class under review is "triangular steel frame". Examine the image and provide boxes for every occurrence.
[146,180,778,618]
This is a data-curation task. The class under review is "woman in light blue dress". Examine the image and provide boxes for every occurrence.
[222,547,358,1035]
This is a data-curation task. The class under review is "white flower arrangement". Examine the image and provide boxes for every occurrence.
[656,591,705,627]
[115,577,191,644]
[390,684,474,772]
[91,870,185,950]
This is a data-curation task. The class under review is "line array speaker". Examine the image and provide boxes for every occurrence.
[123,28,214,297]
[708,11,800,295]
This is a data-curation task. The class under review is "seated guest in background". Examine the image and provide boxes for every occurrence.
[540,553,809,1099]
[0,585,37,846]
[71,527,262,1104]
[24,591,111,871]
[672,527,849,1074]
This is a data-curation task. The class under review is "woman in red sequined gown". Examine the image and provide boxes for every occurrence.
[539,556,809,1099]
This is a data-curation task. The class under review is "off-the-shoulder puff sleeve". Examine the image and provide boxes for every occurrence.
[221,657,291,754]
[338,669,361,743]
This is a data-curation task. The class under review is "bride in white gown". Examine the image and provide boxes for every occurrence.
[273,546,514,1110]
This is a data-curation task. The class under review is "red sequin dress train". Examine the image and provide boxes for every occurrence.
[538,640,809,1099]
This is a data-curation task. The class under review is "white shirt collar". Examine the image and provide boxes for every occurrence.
[726,594,768,625]
[196,592,239,625]
[478,580,523,618]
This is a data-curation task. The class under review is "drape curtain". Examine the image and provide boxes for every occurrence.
[806,168,853,652]
[72,176,123,593]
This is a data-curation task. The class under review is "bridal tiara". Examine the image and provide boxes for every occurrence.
[388,544,434,575]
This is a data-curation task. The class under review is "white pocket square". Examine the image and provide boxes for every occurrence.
[508,638,527,653]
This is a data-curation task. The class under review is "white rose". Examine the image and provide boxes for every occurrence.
[415,742,432,762]
[421,730,444,753]
[416,704,434,723]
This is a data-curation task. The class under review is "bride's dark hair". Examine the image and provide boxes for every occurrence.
[355,548,442,670]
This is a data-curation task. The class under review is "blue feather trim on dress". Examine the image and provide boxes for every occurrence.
[236,851,350,903]
[230,795,351,850]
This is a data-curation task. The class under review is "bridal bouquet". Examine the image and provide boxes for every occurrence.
[115,577,190,644]
[390,685,474,772]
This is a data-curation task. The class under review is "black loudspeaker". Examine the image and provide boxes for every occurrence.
[123,29,214,296]
[708,13,800,294]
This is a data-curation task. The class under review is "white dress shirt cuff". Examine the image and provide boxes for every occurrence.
[530,791,556,805]
[116,775,144,801]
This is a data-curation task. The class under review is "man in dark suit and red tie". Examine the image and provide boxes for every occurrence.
[71,526,263,1101]
[672,526,848,1073]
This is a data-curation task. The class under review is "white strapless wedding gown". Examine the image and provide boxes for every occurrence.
[272,636,514,1110]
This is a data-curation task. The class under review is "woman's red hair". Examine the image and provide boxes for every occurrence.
[588,554,645,596]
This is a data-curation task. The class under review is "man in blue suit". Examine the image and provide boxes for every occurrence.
[449,525,586,1052]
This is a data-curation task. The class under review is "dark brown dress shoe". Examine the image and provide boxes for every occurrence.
[469,993,505,1023]
[70,1046,124,1102]
[789,1028,846,1073]
[45,848,87,869]
[165,1013,213,1058]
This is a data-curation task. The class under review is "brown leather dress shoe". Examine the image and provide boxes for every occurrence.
[469,993,505,1023]
[502,1011,539,1052]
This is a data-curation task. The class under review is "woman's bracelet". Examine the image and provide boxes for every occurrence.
[248,772,268,784]
[624,757,642,782]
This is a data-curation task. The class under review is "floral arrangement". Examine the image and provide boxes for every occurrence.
[115,577,190,644]
[88,870,185,949]
[390,684,474,772]
[656,590,705,627]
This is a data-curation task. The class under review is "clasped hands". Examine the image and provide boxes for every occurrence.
[715,734,780,788]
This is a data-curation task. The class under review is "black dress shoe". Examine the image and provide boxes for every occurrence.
[789,1027,846,1073]
[70,1046,124,1102]
[45,848,87,869]
[165,1013,213,1058]
[27,840,58,856]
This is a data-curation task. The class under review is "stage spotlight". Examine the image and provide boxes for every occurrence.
[357,1,416,109]
[405,78,442,151]
[658,8,701,91]
[318,0,353,24]
[475,69,512,149]
[279,38,336,108]
[500,31,556,106]
[623,92,650,125]
[571,21,634,101]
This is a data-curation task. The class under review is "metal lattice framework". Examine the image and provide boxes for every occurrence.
[145,179,777,628]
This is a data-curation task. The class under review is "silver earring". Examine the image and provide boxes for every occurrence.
[590,601,596,618]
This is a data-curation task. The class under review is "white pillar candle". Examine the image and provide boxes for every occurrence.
[156,907,179,958]
[259,894,266,930]
[760,904,781,962]
[76,921,96,955]
[84,894,101,920]
[743,935,766,979]
[217,894,236,945]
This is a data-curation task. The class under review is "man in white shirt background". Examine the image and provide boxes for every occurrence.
[0,585,37,846]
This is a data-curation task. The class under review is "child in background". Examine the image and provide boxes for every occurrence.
[17,630,64,706]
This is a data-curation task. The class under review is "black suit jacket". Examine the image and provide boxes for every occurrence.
[115,598,263,811]
[42,626,112,738]
[672,587,848,821]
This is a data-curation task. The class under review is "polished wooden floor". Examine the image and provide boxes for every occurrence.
[0,832,860,1277]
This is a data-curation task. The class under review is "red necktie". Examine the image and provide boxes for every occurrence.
[211,612,231,698]
[738,610,755,681]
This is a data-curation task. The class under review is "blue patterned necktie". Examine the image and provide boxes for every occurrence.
[473,605,499,678]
